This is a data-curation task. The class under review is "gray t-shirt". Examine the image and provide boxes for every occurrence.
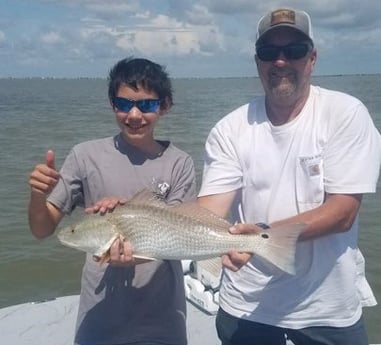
[49,133,197,345]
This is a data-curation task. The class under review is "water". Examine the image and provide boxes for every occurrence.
[0,75,380,342]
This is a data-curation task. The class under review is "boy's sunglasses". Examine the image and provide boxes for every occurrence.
[256,43,311,62]
[114,97,161,113]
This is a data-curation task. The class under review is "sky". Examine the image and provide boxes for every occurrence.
[1,0,381,78]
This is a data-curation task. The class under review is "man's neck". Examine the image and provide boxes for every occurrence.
[265,85,311,126]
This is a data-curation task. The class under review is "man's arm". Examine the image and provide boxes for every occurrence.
[198,190,237,218]
[198,192,362,271]
[271,193,362,240]
[198,190,257,271]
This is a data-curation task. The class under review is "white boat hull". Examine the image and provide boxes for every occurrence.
[1,260,379,345]
[0,295,220,345]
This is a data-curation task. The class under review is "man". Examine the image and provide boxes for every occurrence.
[198,8,381,345]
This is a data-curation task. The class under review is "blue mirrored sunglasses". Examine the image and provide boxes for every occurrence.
[256,42,311,62]
[114,97,161,113]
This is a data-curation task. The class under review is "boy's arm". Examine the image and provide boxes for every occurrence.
[28,193,64,239]
[28,150,64,239]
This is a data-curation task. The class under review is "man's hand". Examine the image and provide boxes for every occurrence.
[222,223,264,271]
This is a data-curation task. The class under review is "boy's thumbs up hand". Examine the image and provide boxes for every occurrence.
[29,150,60,195]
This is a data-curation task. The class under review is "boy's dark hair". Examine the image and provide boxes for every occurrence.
[108,57,173,108]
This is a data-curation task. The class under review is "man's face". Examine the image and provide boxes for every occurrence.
[255,27,316,104]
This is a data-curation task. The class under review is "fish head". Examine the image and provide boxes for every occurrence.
[57,214,119,257]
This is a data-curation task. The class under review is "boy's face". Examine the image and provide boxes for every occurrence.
[113,83,167,150]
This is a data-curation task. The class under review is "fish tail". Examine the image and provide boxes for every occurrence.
[253,223,305,275]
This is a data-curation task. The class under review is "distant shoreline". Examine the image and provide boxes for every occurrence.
[1,73,381,81]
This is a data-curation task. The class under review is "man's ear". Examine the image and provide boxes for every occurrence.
[254,54,259,67]
[310,49,317,68]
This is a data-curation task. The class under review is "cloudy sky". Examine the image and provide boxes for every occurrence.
[1,0,381,78]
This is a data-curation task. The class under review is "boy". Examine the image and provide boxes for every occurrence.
[28,57,196,345]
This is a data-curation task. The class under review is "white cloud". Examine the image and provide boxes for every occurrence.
[1,0,381,77]
[79,12,225,58]
[185,4,214,26]
[40,31,65,45]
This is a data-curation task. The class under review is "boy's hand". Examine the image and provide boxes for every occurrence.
[93,237,152,266]
[87,197,151,266]
[29,150,60,195]
[85,197,128,215]
[109,238,136,266]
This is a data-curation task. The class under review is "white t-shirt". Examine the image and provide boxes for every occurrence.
[199,86,381,328]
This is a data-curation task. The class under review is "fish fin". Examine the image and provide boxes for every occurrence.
[253,223,306,275]
[172,202,232,230]
[97,252,110,265]
[194,257,223,277]
[122,189,231,231]
[126,189,233,230]
[133,254,157,261]
[127,189,167,208]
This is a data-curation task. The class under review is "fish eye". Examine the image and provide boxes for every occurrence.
[71,227,75,233]
[261,233,269,239]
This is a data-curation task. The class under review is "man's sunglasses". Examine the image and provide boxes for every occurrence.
[256,43,311,62]
[113,97,161,113]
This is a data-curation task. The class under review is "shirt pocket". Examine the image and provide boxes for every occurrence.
[296,154,324,212]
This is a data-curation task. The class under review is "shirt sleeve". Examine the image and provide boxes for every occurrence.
[47,148,85,214]
[324,101,381,194]
[198,119,244,197]
[167,154,197,205]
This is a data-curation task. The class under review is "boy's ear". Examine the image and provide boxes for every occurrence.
[159,96,171,115]
[110,99,116,111]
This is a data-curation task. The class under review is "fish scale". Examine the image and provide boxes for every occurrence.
[111,204,262,259]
